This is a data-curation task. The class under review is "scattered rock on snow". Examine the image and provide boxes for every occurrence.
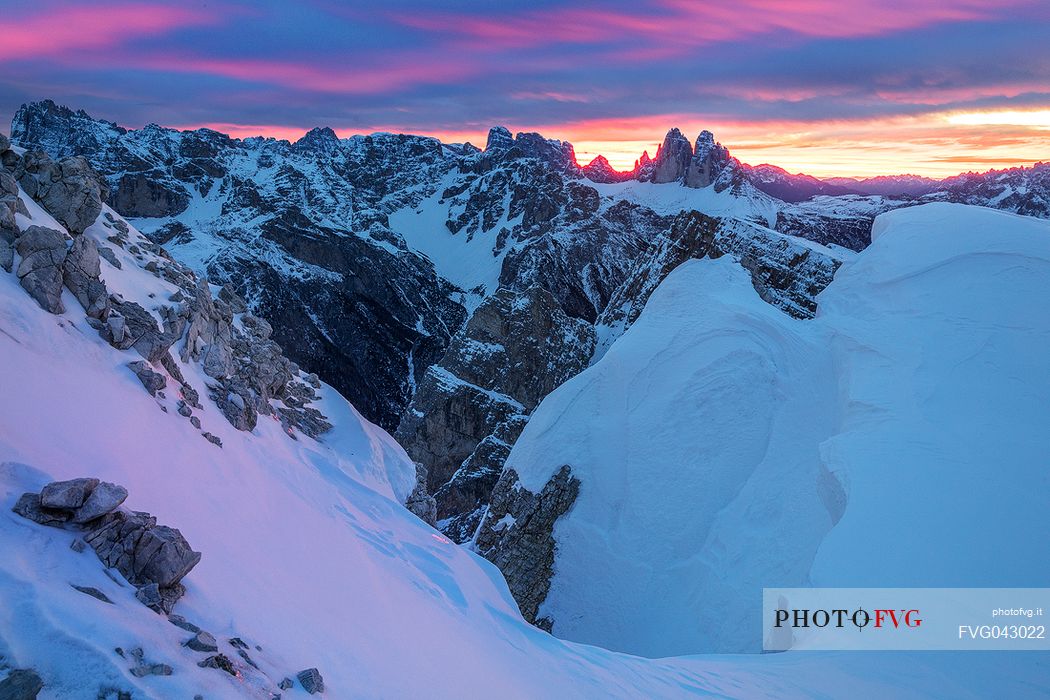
[297,668,325,694]
[0,668,44,699]
[185,631,218,653]
[127,360,166,396]
[70,584,113,604]
[168,614,202,634]
[198,654,237,676]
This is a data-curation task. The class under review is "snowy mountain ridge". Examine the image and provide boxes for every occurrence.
[5,113,1046,698]
[8,100,1050,667]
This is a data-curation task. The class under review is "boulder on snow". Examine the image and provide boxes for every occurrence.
[14,225,68,314]
[12,492,71,526]
[185,630,218,653]
[198,654,237,676]
[86,510,201,589]
[127,360,166,396]
[71,481,128,523]
[40,477,99,509]
[297,668,325,694]
[0,668,44,699]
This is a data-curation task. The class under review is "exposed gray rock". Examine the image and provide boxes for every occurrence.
[396,286,594,541]
[130,663,173,677]
[104,299,180,363]
[185,631,218,653]
[202,432,222,447]
[97,244,121,269]
[71,584,113,604]
[70,538,86,552]
[241,314,272,340]
[63,234,109,319]
[84,509,201,589]
[198,654,237,676]
[475,466,579,629]
[111,171,189,218]
[0,132,9,153]
[168,614,202,634]
[218,284,247,313]
[683,130,730,189]
[649,128,694,184]
[127,360,166,396]
[40,477,99,509]
[404,463,437,526]
[0,238,13,273]
[14,225,68,313]
[0,668,44,699]
[13,151,106,234]
[71,481,128,523]
[279,678,294,690]
[296,668,324,695]
[11,492,71,526]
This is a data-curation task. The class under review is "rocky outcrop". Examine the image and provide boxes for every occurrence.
[599,210,842,342]
[111,171,189,217]
[0,668,44,699]
[297,667,325,694]
[683,130,730,189]
[474,466,580,630]
[14,225,67,313]
[10,151,106,234]
[648,128,693,184]
[63,234,109,319]
[12,478,199,613]
[404,463,438,526]
[127,360,166,396]
[581,155,632,184]
[396,286,594,540]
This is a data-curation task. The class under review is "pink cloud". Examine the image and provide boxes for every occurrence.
[132,53,479,95]
[391,0,1043,53]
[0,4,213,62]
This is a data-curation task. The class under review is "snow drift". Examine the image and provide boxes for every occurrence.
[505,203,1050,659]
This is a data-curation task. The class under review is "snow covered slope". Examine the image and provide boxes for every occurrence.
[3,164,1045,697]
[501,203,1050,659]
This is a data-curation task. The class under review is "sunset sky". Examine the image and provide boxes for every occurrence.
[2,0,1049,177]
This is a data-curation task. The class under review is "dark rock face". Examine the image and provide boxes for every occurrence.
[396,286,595,540]
[939,161,1050,218]
[683,130,731,189]
[649,128,694,184]
[474,466,580,629]
[581,155,632,184]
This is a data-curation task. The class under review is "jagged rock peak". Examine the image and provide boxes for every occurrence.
[582,155,632,184]
[295,126,341,152]
[650,128,694,184]
[485,126,514,151]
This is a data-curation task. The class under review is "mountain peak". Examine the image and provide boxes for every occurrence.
[295,126,341,152]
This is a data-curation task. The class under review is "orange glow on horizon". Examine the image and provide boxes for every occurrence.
[176,108,1050,179]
